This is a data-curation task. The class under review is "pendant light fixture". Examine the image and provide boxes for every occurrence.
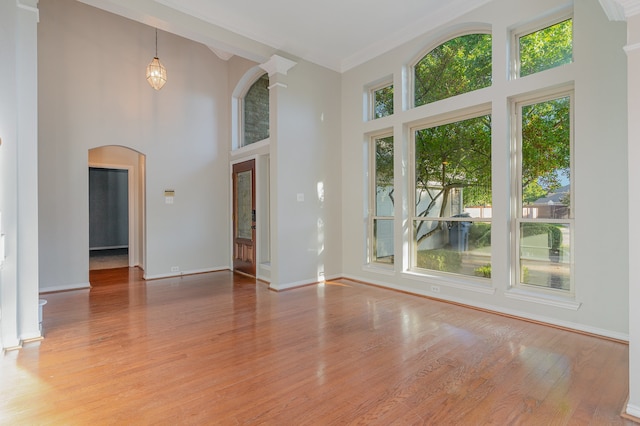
[146,28,167,90]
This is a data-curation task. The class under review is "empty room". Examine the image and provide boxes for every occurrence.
[1,0,640,423]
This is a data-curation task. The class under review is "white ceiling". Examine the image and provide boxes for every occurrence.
[153,0,492,71]
[80,0,495,72]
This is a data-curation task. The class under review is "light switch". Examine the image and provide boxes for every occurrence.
[297,193,304,202]
[165,196,174,204]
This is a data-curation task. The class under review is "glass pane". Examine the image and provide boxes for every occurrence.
[415,115,492,218]
[520,222,570,290]
[414,220,491,278]
[243,73,270,146]
[236,170,253,240]
[374,219,394,264]
[519,19,572,77]
[415,33,492,106]
[375,135,394,215]
[374,85,393,119]
[521,96,571,219]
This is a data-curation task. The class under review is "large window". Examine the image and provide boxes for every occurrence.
[371,134,394,264]
[515,92,573,292]
[414,33,492,107]
[243,73,269,146]
[412,114,492,278]
[362,11,577,298]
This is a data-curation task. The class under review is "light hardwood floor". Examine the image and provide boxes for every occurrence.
[1,268,635,425]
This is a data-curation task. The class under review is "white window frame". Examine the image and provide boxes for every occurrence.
[512,88,575,296]
[366,78,394,121]
[408,105,493,282]
[369,131,395,267]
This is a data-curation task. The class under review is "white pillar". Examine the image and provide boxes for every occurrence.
[626,8,640,421]
[260,55,296,291]
[17,0,41,341]
[0,0,40,350]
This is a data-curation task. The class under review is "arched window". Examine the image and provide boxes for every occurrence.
[242,73,269,146]
[414,33,492,107]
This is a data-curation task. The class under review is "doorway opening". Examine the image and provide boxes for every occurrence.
[232,159,256,276]
[88,146,146,272]
[89,167,129,269]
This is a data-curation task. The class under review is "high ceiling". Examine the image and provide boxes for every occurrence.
[79,0,494,72]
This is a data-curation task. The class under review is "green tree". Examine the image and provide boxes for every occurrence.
[519,19,572,77]
[374,85,394,118]
[375,136,394,205]
[414,115,492,243]
[522,181,548,204]
[521,97,570,201]
[372,25,572,246]
[415,33,492,106]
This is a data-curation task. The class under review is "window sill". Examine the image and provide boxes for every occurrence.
[504,288,581,310]
[231,138,270,156]
[402,270,495,294]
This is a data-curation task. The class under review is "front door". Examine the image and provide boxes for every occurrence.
[232,160,256,276]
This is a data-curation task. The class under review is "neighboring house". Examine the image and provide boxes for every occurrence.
[524,185,571,219]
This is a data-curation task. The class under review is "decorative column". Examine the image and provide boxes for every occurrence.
[602,0,640,419]
[13,0,40,345]
[259,55,296,290]
[627,12,640,419]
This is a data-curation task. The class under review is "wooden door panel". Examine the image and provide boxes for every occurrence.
[232,160,256,276]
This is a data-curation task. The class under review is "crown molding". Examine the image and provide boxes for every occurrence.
[600,0,640,21]
[207,46,234,61]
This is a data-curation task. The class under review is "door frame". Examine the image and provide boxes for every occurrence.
[231,158,257,276]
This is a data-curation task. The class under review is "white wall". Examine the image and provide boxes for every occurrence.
[38,0,230,289]
[341,0,629,338]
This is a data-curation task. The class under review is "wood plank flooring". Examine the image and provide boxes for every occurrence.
[1,267,634,425]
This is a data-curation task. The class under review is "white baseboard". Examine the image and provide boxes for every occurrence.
[627,402,640,419]
[270,278,319,291]
[341,273,629,342]
[144,266,229,280]
[39,282,91,293]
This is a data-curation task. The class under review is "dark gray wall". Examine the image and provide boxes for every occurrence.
[89,168,128,249]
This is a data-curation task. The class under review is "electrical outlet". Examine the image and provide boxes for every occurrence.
[430,285,440,293]
[171,266,179,272]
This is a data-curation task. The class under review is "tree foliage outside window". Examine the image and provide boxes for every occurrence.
[521,96,571,216]
[412,115,492,277]
[519,19,573,77]
[518,94,572,291]
[373,135,394,264]
[414,33,492,107]
[373,85,394,119]
[414,115,492,226]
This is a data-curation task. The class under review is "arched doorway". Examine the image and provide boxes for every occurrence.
[88,146,146,271]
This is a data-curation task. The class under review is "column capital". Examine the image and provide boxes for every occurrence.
[17,0,39,13]
[259,55,297,77]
